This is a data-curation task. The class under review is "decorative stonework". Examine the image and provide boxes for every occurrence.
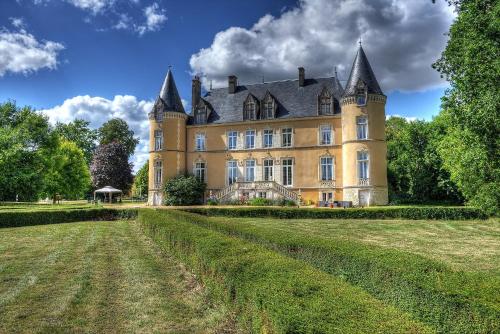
[343,187,388,206]
[341,94,386,106]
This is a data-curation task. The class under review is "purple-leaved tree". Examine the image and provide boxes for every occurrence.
[90,142,133,193]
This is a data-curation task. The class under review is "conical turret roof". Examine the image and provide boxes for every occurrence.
[333,68,344,96]
[156,68,185,113]
[344,45,383,96]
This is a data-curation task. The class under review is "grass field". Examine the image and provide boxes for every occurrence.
[0,220,233,333]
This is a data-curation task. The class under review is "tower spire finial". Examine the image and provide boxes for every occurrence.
[359,37,362,47]
[334,66,338,77]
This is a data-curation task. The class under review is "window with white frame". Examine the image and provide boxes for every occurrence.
[322,192,333,202]
[155,111,163,122]
[263,129,273,148]
[357,151,369,179]
[227,131,237,150]
[281,128,292,147]
[258,191,267,198]
[263,159,273,181]
[319,95,331,115]
[194,162,206,183]
[195,108,206,124]
[245,130,255,149]
[195,133,206,151]
[320,125,332,145]
[263,101,273,119]
[244,100,257,120]
[227,160,238,185]
[282,158,293,186]
[153,160,162,188]
[356,116,368,140]
[154,130,163,151]
[320,157,334,180]
[245,160,255,181]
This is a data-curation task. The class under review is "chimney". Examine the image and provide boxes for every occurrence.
[228,75,238,94]
[298,67,305,87]
[191,76,201,111]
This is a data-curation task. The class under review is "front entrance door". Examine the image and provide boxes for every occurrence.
[359,189,370,207]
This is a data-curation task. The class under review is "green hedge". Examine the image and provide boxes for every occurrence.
[182,206,487,220]
[0,208,137,228]
[181,211,499,334]
[138,209,431,333]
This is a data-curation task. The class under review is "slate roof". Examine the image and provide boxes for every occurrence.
[344,45,383,96]
[156,68,185,113]
[189,76,344,125]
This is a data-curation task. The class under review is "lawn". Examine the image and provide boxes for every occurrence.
[215,217,500,273]
[0,220,233,333]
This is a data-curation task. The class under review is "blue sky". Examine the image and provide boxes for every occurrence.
[0,0,454,170]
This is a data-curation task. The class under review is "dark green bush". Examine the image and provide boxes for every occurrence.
[182,206,487,220]
[163,175,206,206]
[183,211,499,334]
[248,197,272,206]
[0,208,137,228]
[137,209,430,333]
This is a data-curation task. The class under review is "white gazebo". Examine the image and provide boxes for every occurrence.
[94,186,123,203]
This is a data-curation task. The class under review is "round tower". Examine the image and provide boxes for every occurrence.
[341,45,388,206]
[148,68,187,206]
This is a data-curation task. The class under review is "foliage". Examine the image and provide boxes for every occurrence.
[185,211,499,334]
[163,175,206,206]
[206,198,219,205]
[138,209,431,333]
[386,117,462,204]
[248,197,273,206]
[0,208,136,228]
[98,118,139,157]
[42,140,90,202]
[90,142,134,193]
[0,101,57,201]
[181,206,487,220]
[132,160,148,198]
[433,0,500,215]
[53,119,98,165]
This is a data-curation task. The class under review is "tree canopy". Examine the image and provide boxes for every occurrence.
[54,119,98,164]
[90,142,134,193]
[98,118,139,157]
[132,160,148,198]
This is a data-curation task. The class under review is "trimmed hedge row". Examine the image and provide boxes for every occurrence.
[181,211,499,334]
[138,209,431,333]
[0,208,137,228]
[183,206,488,220]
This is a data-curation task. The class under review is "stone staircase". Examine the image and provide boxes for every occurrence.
[212,181,299,203]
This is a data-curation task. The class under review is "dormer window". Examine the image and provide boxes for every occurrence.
[195,108,206,124]
[243,94,259,120]
[261,91,276,119]
[355,80,367,106]
[318,87,333,115]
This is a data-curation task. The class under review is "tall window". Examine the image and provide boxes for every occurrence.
[227,131,237,150]
[263,101,273,119]
[320,157,334,180]
[245,160,255,182]
[357,151,369,179]
[155,111,163,122]
[154,130,163,151]
[320,125,332,145]
[356,116,368,140]
[263,129,273,148]
[356,93,366,106]
[154,160,162,188]
[263,159,273,181]
[227,160,238,185]
[245,130,255,149]
[281,128,292,147]
[282,159,293,186]
[319,95,331,115]
[194,162,206,183]
[244,100,256,120]
[195,109,206,124]
[196,133,206,151]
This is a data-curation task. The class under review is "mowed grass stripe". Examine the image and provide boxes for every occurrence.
[0,221,231,334]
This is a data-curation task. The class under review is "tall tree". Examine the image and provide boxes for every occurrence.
[433,0,499,214]
[132,160,148,198]
[42,140,91,203]
[0,102,56,201]
[54,119,98,164]
[90,142,134,193]
[98,118,139,157]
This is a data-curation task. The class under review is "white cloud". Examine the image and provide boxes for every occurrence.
[190,0,455,93]
[40,95,154,172]
[65,0,115,14]
[9,17,26,30]
[0,27,64,77]
[135,3,167,35]
[386,114,418,122]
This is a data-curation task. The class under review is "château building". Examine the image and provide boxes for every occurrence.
[148,45,388,206]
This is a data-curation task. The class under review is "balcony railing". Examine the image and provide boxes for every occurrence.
[358,178,370,186]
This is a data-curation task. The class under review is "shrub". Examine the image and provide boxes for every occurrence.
[163,175,206,206]
[181,206,487,220]
[180,211,500,334]
[0,208,137,228]
[206,198,219,206]
[137,209,430,333]
[248,197,272,206]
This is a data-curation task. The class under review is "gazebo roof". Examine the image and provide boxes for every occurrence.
[94,186,122,194]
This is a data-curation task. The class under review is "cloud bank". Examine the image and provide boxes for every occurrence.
[190,0,455,93]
